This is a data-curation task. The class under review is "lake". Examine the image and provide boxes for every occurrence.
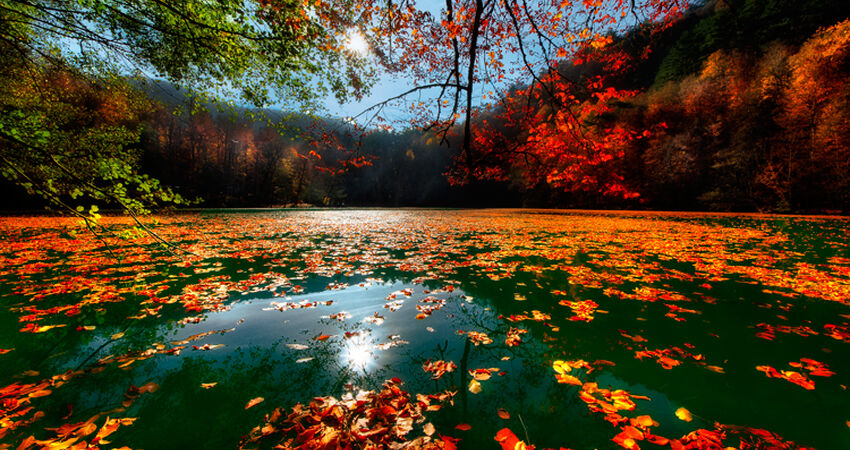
[1,209,848,449]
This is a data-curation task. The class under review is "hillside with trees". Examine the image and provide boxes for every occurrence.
[460,0,850,211]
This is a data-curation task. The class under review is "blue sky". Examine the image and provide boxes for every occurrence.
[322,0,448,123]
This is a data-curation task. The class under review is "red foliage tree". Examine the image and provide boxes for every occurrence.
[293,0,689,197]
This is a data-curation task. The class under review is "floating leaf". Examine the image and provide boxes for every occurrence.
[455,423,471,431]
[470,368,496,381]
[423,360,456,380]
[286,344,309,350]
[468,379,482,394]
[245,397,264,409]
[675,407,693,422]
[497,408,510,420]
[201,383,217,389]
[138,382,159,394]
[495,428,533,450]
[192,343,224,351]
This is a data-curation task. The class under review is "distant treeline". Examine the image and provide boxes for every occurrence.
[132,91,517,208]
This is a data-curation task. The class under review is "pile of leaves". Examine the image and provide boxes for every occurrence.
[239,379,457,449]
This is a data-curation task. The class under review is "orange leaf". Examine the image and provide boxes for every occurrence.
[28,389,52,398]
[495,428,533,450]
[77,421,98,437]
[497,408,510,420]
[645,434,669,445]
[245,397,264,409]
[675,407,692,422]
[440,435,460,450]
[555,373,582,385]
[139,382,159,394]
[631,415,655,428]
[455,423,471,431]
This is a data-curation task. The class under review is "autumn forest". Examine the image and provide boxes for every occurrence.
[1,0,850,449]
[1,0,849,212]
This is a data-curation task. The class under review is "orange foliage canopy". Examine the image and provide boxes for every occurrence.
[267,0,688,195]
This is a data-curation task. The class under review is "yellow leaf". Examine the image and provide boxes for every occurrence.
[555,373,582,385]
[675,407,693,422]
[93,417,121,441]
[468,379,482,394]
[76,421,97,437]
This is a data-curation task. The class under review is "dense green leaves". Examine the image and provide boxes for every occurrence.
[0,64,188,220]
[0,0,377,218]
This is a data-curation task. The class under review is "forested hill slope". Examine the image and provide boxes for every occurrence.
[491,0,850,212]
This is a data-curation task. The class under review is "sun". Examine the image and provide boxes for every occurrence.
[341,332,374,372]
[345,30,369,55]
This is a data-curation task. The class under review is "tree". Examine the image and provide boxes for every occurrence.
[0,0,376,221]
[0,63,183,223]
[779,19,850,210]
[351,0,689,199]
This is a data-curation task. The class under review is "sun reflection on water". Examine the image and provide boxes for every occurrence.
[342,332,375,372]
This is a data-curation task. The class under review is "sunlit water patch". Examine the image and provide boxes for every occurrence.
[0,210,849,449]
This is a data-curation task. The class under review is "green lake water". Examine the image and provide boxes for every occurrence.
[0,209,849,449]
